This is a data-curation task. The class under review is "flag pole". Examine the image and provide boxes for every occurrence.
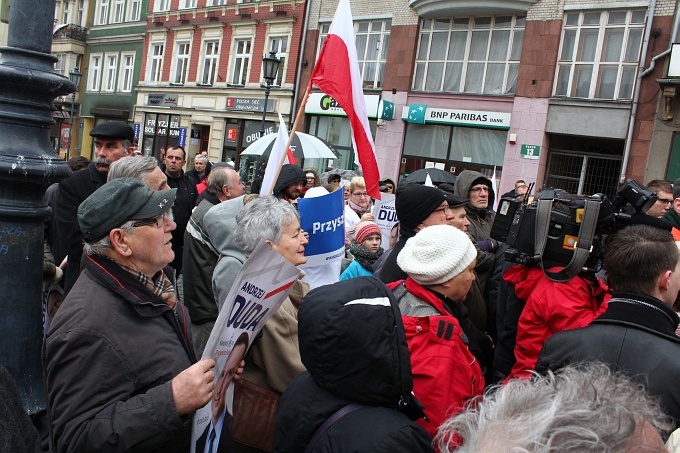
[265,81,313,195]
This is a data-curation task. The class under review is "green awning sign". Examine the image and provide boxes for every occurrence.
[520,144,540,160]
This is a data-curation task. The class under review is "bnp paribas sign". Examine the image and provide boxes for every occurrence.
[401,104,511,130]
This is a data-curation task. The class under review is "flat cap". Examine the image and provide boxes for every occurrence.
[90,121,135,142]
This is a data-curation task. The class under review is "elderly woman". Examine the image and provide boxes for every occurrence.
[344,176,374,244]
[387,224,484,440]
[234,196,310,389]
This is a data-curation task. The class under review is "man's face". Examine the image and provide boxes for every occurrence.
[93,137,132,174]
[164,148,185,177]
[646,190,673,218]
[194,158,206,174]
[469,183,490,209]
[123,209,176,276]
[417,201,454,231]
[515,183,528,196]
[144,167,170,191]
[225,170,245,198]
[449,206,471,233]
[283,181,304,200]
[212,343,247,420]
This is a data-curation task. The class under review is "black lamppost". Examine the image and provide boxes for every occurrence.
[0,0,74,413]
[255,50,281,181]
[67,67,82,160]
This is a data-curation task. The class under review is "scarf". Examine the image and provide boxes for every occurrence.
[349,241,384,272]
[348,199,372,216]
[117,261,178,313]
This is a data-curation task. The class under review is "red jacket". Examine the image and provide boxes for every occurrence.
[504,266,610,381]
[389,278,484,440]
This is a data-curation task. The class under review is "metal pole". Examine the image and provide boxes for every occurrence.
[0,0,74,414]
[67,91,75,160]
[257,81,272,182]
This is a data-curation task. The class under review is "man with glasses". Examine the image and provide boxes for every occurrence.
[45,178,216,453]
[663,179,680,234]
[645,180,674,219]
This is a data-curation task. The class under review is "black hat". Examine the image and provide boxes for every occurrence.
[78,178,176,242]
[395,184,448,230]
[273,164,306,196]
[438,183,468,207]
[90,121,135,143]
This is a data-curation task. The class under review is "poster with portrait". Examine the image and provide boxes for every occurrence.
[190,240,301,453]
[372,193,397,251]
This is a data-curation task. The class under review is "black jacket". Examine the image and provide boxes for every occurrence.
[166,171,197,273]
[44,254,195,453]
[274,278,433,453]
[54,163,106,295]
[537,292,680,427]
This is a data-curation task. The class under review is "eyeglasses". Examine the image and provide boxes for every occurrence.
[433,205,452,215]
[385,185,394,191]
[658,198,674,205]
[131,210,173,229]
[352,192,369,198]
[470,186,489,194]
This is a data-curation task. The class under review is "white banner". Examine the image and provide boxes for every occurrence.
[372,192,397,251]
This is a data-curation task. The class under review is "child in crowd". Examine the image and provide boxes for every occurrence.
[340,221,384,280]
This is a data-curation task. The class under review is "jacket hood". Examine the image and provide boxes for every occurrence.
[502,265,547,301]
[299,277,414,407]
[454,170,495,210]
[203,195,247,258]
[273,164,306,196]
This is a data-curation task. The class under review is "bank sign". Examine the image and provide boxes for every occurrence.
[402,104,511,130]
[305,92,380,119]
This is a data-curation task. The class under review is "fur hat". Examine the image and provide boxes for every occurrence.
[397,225,476,285]
[355,221,381,244]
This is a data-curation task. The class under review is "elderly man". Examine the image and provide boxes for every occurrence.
[183,166,245,357]
[45,178,215,453]
[107,155,169,190]
[164,145,197,273]
[55,121,135,295]
[186,154,211,189]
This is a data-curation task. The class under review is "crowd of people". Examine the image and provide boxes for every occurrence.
[13,119,680,452]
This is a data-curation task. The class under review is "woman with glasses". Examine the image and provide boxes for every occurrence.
[380,178,396,194]
[344,176,375,246]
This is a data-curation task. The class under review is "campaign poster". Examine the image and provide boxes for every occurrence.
[297,188,345,267]
[191,240,301,453]
[372,193,397,251]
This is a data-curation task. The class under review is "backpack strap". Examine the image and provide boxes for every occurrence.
[304,403,366,453]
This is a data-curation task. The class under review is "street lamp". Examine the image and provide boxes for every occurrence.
[256,50,281,181]
[68,67,82,160]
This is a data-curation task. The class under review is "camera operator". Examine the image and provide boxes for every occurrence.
[536,224,680,427]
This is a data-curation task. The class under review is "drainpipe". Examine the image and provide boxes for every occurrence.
[619,0,657,184]
[291,0,313,129]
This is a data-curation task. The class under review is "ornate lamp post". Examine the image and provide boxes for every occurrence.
[67,67,82,160]
[0,0,74,413]
[255,50,281,180]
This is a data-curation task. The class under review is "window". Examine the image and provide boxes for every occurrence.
[413,16,525,94]
[174,42,190,84]
[149,43,164,83]
[54,53,66,76]
[128,0,141,21]
[554,10,646,100]
[210,0,227,4]
[180,0,197,8]
[103,54,118,92]
[269,37,288,86]
[77,0,85,25]
[88,54,102,91]
[62,1,71,24]
[119,53,135,92]
[112,0,124,23]
[231,39,251,85]
[154,0,169,12]
[96,0,109,25]
[201,41,219,85]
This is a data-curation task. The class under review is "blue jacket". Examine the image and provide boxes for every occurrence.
[339,260,373,280]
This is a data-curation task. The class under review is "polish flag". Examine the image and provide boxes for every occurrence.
[310,0,381,200]
[260,113,293,196]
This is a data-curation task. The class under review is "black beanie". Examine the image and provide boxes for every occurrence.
[395,184,447,230]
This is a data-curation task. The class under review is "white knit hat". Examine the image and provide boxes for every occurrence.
[397,225,476,285]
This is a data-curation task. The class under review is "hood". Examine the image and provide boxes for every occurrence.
[454,170,495,210]
[203,195,247,259]
[273,164,306,196]
[502,265,554,300]
[299,277,414,407]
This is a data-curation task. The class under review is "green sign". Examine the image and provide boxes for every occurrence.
[520,144,540,160]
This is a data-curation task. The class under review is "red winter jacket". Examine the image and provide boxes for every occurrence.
[505,266,610,381]
[389,278,484,441]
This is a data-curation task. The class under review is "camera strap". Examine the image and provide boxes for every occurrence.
[534,198,601,282]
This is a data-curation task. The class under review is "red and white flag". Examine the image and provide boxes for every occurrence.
[260,113,294,196]
[310,0,381,200]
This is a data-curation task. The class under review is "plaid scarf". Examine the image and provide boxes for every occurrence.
[116,261,178,313]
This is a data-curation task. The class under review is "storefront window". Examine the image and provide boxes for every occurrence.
[142,113,181,160]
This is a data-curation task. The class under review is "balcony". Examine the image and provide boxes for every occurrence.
[409,0,536,18]
[53,24,87,42]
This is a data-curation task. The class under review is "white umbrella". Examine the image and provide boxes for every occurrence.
[240,131,337,159]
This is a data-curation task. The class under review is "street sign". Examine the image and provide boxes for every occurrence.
[520,144,540,160]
